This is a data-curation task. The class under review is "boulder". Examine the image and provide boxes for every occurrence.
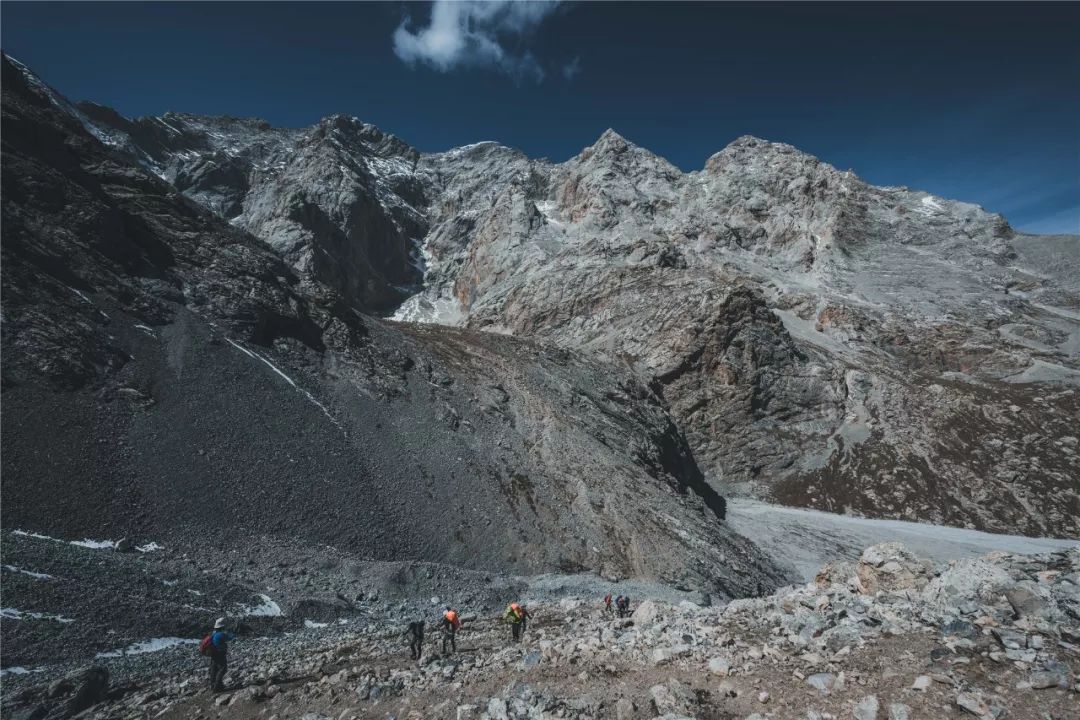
[856,543,931,594]
[486,698,509,720]
[650,644,691,665]
[1005,585,1050,620]
[923,558,1013,608]
[649,679,696,716]
[708,656,731,676]
[1029,670,1068,689]
[955,691,1005,720]
[46,678,75,698]
[632,600,661,626]
[888,704,912,720]
[853,695,879,720]
[806,672,839,694]
[64,667,109,717]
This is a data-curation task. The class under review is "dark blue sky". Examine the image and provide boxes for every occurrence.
[3,2,1077,233]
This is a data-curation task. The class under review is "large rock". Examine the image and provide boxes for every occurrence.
[63,667,109,718]
[650,644,691,666]
[856,543,932,594]
[922,558,1014,609]
[631,600,661,626]
[1005,585,1051,620]
[854,695,879,720]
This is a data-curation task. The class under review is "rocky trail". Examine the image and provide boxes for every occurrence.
[2,543,1078,720]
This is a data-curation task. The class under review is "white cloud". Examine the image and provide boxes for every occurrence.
[393,0,561,82]
[562,55,581,81]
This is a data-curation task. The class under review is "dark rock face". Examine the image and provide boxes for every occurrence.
[1,54,784,613]
[79,104,427,313]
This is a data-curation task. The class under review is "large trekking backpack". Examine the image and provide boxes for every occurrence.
[198,634,214,656]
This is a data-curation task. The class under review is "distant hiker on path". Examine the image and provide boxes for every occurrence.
[616,595,631,618]
[504,602,531,643]
[405,620,425,660]
[604,593,614,616]
[440,606,461,655]
[200,617,235,692]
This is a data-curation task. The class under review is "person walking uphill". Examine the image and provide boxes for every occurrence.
[504,602,531,643]
[440,606,461,655]
[199,618,236,692]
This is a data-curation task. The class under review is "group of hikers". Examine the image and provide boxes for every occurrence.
[403,602,533,661]
[202,593,628,692]
[604,592,632,618]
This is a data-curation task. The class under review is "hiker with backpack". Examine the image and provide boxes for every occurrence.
[440,606,461,655]
[199,617,236,692]
[503,602,531,643]
[616,594,631,618]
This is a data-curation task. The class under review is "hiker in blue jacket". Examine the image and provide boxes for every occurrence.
[205,617,236,692]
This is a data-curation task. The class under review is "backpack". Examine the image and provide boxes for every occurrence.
[198,634,214,656]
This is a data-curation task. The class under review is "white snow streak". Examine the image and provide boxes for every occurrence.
[70,539,117,549]
[154,117,184,135]
[237,594,283,617]
[225,339,342,430]
[2,565,54,580]
[135,324,156,337]
[96,637,198,659]
[11,529,163,552]
[68,287,93,305]
[2,608,75,623]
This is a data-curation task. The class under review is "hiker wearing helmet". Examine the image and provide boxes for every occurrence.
[503,602,531,643]
[440,606,461,655]
[200,618,236,692]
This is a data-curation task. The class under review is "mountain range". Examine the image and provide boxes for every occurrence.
[35,55,1078,538]
[2,51,1078,673]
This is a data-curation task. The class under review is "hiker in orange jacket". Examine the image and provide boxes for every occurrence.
[440,606,461,654]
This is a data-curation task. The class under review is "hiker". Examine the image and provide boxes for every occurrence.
[603,593,614,616]
[616,594,631,618]
[504,602,531,643]
[440,606,461,655]
[200,617,236,692]
[405,620,425,660]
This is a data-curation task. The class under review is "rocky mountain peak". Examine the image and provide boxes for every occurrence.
[311,114,417,161]
[588,127,633,153]
[704,133,832,177]
[574,127,681,173]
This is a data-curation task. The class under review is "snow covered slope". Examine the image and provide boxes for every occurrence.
[727,499,1080,581]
